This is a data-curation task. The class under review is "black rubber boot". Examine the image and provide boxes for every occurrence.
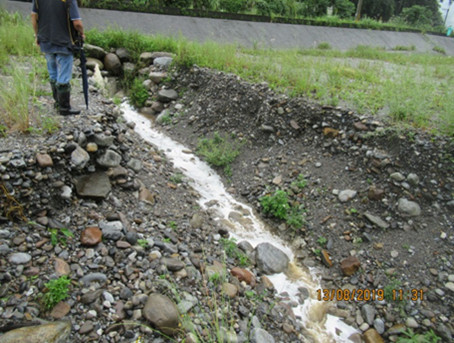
[57,83,81,116]
[50,79,59,109]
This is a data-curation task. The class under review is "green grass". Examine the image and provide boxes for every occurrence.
[1,9,454,136]
[396,329,441,343]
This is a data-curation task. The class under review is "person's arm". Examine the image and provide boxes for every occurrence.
[72,19,85,41]
[31,12,39,45]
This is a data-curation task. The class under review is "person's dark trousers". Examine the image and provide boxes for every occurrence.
[50,79,59,109]
[56,83,80,116]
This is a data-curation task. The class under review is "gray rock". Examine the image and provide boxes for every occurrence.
[139,52,154,66]
[8,253,31,264]
[143,293,180,335]
[123,62,135,74]
[361,304,375,325]
[390,172,405,182]
[60,185,72,200]
[115,47,131,62]
[157,89,178,103]
[153,56,173,68]
[161,257,185,271]
[444,282,454,292]
[405,317,419,328]
[407,173,420,185]
[75,173,111,199]
[338,189,357,202]
[373,318,385,334]
[71,145,90,169]
[80,273,108,286]
[127,158,142,173]
[149,71,167,84]
[86,57,104,71]
[84,44,107,60]
[364,212,389,229]
[255,243,289,275]
[94,134,114,147]
[81,289,104,304]
[97,149,122,168]
[398,198,421,217]
[250,328,275,343]
[99,221,124,241]
[104,53,122,76]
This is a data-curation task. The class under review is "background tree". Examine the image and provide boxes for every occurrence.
[333,0,356,18]
[396,0,443,26]
[361,0,395,21]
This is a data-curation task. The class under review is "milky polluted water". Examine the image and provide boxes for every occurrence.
[121,103,358,342]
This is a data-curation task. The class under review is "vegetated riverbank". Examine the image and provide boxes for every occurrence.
[0,45,453,343]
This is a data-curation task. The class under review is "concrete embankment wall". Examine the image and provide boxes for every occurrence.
[2,0,454,56]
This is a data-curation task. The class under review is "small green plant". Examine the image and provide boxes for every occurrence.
[353,237,363,245]
[317,236,328,247]
[291,174,307,189]
[384,278,402,302]
[260,190,290,220]
[48,227,74,247]
[129,77,148,108]
[40,115,59,134]
[137,239,149,248]
[260,189,305,230]
[0,124,7,137]
[112,96,122,106]
[209,272,222,284]
[286,204,306,230]
[42,276,71,310]
[162,237,171,243]
[317,42,331,50]
[168,221,178,230]
[348,208,358,214]
[392,45,416,51]
[396,328,441,343]
[313,248,321,256]
[158,114,172,125]
[170,172,184,184]
[196,132,242,176]
[432,46,446,54]
[220,237,250,267]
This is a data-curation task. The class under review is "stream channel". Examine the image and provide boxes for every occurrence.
[121,103,358,342]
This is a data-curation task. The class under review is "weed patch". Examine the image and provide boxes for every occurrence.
[42,276,71,310]
[196,132,243,176]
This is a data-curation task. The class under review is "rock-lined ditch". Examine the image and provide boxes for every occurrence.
[0,43,453,343]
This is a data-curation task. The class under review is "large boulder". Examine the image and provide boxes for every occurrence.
[143,293,180,335]
[0,321,71,343]
[104,53,122,76]
[255,243,289,275]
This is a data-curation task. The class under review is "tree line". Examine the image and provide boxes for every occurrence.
[77,0,444,30]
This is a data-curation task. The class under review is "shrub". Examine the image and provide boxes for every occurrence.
[219,0,244,13]
[260,190,290,220]
[129,77,149,108]
[333,0,355,19]
[196,132,242,176]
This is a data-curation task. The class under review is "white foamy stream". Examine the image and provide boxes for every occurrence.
[121,103,358,342]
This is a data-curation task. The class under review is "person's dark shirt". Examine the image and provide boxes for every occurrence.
[31,0,81,54]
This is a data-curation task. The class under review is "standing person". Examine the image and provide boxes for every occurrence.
[31,0,85,115]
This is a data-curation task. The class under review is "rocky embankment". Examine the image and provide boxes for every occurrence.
[0,43,453,343]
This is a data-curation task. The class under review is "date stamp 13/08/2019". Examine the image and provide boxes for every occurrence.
[317,288,424,302]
